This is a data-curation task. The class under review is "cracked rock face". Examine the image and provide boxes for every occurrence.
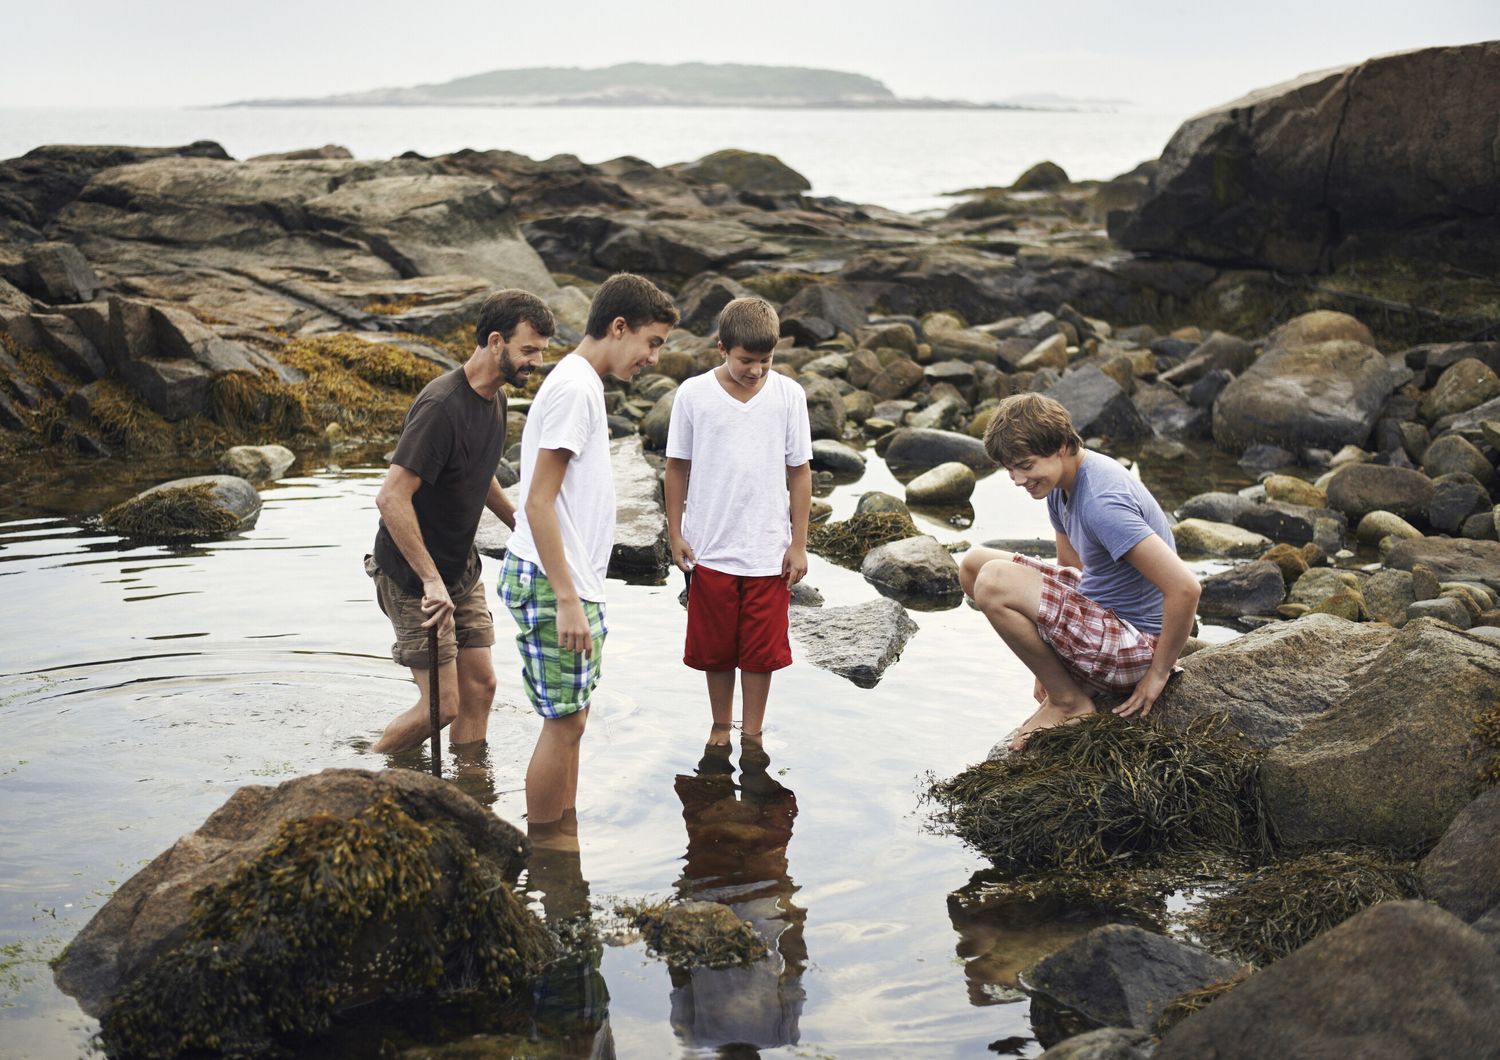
[1113,42,1500,274]
[789,597,918,688]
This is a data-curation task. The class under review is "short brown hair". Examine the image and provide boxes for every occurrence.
[716,297,779,354]
[983,393,1082,467]
[475,289,555,348]
[584,272,679,339]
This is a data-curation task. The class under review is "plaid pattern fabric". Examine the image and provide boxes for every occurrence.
[1011,552,1160,693]
[498,553,606,718]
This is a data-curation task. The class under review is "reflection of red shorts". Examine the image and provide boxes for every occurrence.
[684,564,792,672]
[1010,553,1161,693]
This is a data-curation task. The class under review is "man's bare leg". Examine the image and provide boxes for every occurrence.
[740,670,772,736]
[705,670,735,730]
[971,557,1097,749]
[526,708,588,833]
[373,657,459,753]
[450,645,496,746]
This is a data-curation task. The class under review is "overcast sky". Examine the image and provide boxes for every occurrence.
[2,0,1495,114]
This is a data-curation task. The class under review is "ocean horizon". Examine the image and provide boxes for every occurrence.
[0,104,1186,213]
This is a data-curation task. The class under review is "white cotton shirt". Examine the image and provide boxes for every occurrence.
[665,369,814,577]
[506,353,615,602]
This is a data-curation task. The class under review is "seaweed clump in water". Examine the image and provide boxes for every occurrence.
[98,793,554,1059]
[1185,849,1419,966]
[808,510,919,569]
[929,714,1271,875]
[100,482,243,542]
[617,899,767,970]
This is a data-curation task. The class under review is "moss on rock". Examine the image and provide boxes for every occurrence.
[808,510,920,569]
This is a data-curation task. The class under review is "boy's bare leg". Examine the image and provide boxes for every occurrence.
[971,558,1097,748]
[450,645,496,746]
[706,670,735,728]
[526,708,589,831]
[374,657,460,753]
[740,670,771,736]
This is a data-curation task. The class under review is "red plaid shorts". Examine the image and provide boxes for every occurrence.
[1011,553,1160,693]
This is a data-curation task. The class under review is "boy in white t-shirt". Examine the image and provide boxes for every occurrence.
[665,297,814,744]
[499,273,679,844]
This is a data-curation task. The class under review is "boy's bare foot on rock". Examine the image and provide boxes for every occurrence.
[1009,698,1095,751]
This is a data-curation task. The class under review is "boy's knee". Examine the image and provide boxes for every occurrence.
[960,548,1013,596]
[973,561,1021,613]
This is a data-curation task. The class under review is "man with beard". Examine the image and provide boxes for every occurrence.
[367,289,554,753]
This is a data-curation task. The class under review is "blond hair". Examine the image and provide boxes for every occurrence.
[716,297,780,354]
[983,393,1082,467]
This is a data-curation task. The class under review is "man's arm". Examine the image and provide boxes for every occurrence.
[783,461,811,587]
[485,476,516,531]
[665,457,695,573]
[524,447,593,656]
[1113,533,1201,718]
[375,464,453,630]
[1056,531,1083,571]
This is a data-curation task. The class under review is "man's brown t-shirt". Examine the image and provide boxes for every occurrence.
[372,367,506,595]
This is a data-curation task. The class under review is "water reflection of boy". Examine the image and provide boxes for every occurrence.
[668,734,808,1050]
[525,833,615,1056]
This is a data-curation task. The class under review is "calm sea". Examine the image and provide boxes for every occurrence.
[0,105,1185,212]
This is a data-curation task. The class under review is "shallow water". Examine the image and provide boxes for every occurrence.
[0,443,1247,1058]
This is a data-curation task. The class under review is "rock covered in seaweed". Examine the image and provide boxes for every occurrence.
[100,473,261,541]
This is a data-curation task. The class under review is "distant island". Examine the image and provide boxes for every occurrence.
[221,62,1117,110]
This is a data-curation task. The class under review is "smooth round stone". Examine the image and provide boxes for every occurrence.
[1356,510,1424,544]
[218,444,295,482]
[905,462,977,506]
[1263,473,1327,508]
[1173,518,1272,557]
[855,491,910,516]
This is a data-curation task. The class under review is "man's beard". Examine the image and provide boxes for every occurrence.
[500,349,532,386]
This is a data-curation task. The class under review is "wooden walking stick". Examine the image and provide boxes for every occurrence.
[427,625,441,777]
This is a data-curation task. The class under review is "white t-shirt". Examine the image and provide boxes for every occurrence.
[506,353,615,602]
[665,369,814,577]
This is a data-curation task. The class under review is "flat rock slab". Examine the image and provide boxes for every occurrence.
[1385,537,1500,590]
[789,597,918,688]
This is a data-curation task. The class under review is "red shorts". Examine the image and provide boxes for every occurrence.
[1011,553,1161,693]
[684,564,792,672]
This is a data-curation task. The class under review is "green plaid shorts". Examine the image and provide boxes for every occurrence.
[497,553,606,719]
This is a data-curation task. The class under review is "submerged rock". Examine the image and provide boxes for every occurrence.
[788,597,917,687]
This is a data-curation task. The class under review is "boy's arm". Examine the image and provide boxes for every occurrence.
[524,447,593,657]
[1056,531,1083,571]
[664,457,695,572]
[375,464,452,631]
[484,475,516,531]
[1112,533,1201,718]
[783,461,812,587]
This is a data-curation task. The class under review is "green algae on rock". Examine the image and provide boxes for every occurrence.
[617,899,767,970]
[807,510,919,570]
[98,792,554,1059]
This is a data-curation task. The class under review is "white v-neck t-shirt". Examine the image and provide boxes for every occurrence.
[506,353,615,602]
[665,369,814,577]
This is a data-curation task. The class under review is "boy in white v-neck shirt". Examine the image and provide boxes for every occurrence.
[665,298,814,744]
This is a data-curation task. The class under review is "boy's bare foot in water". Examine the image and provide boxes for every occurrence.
[1009,697,1095,751]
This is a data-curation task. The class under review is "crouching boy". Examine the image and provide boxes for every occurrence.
[959,393,1200,749]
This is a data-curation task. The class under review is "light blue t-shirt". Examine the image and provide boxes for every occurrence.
[1046,451,1176,634]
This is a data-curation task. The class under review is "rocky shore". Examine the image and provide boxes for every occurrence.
[8,39,1500,1058]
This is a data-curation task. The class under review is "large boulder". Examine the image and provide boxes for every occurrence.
[1045,365,1152,444]
[1113,43,1500,274]
[1025,925,1240,1047]
[52,768,533,1019]
[799,373,847,440]
[1419,787,1500,923]
[1260,618,1500,849]
[1324,462,1435,522]
[1385,537,1500,589]
[778,283,867,345]
[1212,340,1391,454]
[1196,560,1286,622]
[1155,902,1500,1059]
[788,597,918,688]
[1152,613,1395,746]
[673,149,811,195]
[883,427,997,473]
[861,535,963,604]
[1173,518,1271,557]
[674,271,752,334]
[101,474,262,541]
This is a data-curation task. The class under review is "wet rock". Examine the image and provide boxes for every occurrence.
[1018,332,1070,372]
[801,352,849,378]
[1177,491,1253,525]
[1406,596,1473,628]
[788,597,918,687]
[636,900,767,969]
[1287,567,1361,609]
[855,490,909,517]
[862,534,962,603]
[883,427,996,473]
[1174,518,1271,557]
[1259,542,1310,587]
[1385,537,1500,588]
[1324,462,1435,521]
[1419,787,1500,923]
[1422,358,1500,421]
[867,357,924,400]
[641,389,675,450]
[218,444,295,482]
[1045,365,1151,444]
[1025,925,1240,1047]
[1428,472,1492,534]
[799,373,846,440]
[1362,569,1415,626]
[905,462,976,506]
[857,321,918,355]
[1155,902,1500,1060]
[1197,560,1286,622]
[607,435,670,582]
[907,395,965,432]
[1149,615,1391,747]
[1132,382,1207,439]
[1261,618,1500,849]
[1424,433,1494,486]
[779,283,867,345]
[53,767,531,1019]
[675,271,752,334]
[1355,510,1423,544]
[1212,340,1391,454]
[102,474,261,541]
[1038,1028,1154,1060]
[1262,474,1325,508]
[809,438,866,477]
